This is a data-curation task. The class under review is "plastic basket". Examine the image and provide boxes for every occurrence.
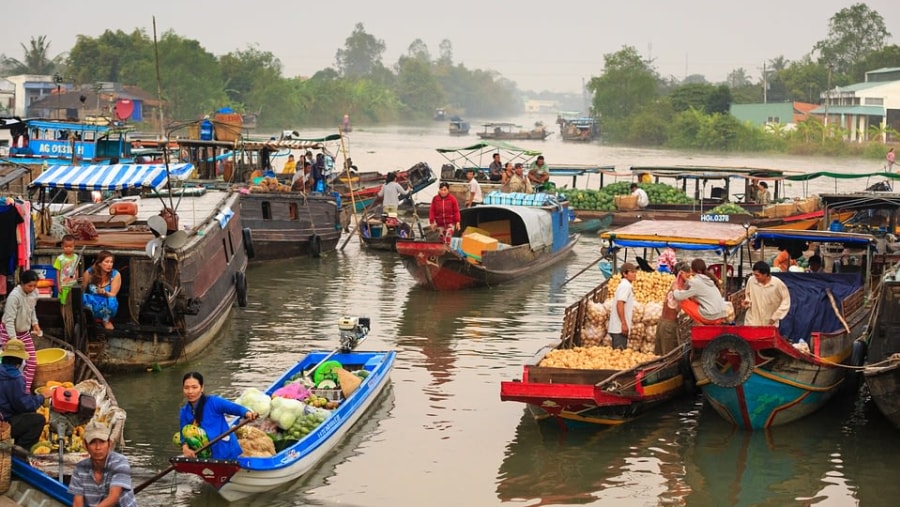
[34,350,75,390]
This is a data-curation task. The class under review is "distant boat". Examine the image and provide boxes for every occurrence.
[434,108,446,121]
[476,122,551,141]
[448,116,470,136]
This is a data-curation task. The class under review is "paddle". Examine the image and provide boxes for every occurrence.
[134,417,253,494]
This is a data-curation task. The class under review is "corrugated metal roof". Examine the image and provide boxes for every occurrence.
[837,81,886,92]
[809,105,885,115]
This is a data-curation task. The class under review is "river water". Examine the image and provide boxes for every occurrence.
[110,118,900,506]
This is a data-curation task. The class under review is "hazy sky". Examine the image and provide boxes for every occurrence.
[4,1,898,94]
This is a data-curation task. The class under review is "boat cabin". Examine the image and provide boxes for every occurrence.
[8,119,133,164]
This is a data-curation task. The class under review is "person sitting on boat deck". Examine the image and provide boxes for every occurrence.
[742,261,791,327]
[1,270,41,393]
[69,421,137,507]
[500,162,514,187]
[82,251,121,331]
[807,254,824,273]
[527,155,551,190]
[281,154,297,175]
[630,183,650,209]
[0,339,45,450]
[772,244,796,272]
[757,181,772,205]
[465,168,483,208]
[504,163,533,193]
[673,258,728,325]
[375,172,412,216]
[488,153,504,182]
[609,262,638,350]
[429,182,461,244]
[291,160,313,192]
[656,261,690,355]
[179,371,259,460]
[747,179,760,203]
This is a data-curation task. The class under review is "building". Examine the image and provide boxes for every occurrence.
[27,82,163,130]
[730,102,819,129]
[4,74,64,117]
[809,67,900,143]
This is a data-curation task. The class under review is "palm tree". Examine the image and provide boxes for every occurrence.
[1,35,65,75]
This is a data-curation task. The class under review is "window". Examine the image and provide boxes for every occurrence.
[766,116,781,124]
[262,201,272,220]
[289,203,298,221]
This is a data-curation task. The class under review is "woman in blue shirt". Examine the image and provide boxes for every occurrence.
[179,371,257,460]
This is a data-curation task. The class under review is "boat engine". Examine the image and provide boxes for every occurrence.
[49,386,97,481]
[338,316,370,352]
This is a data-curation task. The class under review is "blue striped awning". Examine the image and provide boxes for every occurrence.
[30,163,194,191]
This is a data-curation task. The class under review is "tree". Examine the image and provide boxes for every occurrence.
[394,57,443,117]
[67,29,150,85]
[813,3,891,75]
[438,39,453,66]
[850,44,900,82]
[220,45,283,105]
[588,46,659,123]
[726,68,751,88]
[334,23,386,78]
[405,39,430,63]
[1,35,65,76]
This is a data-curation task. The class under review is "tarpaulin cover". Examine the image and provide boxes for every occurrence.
[774,272,861,343]
[30,163,194,191]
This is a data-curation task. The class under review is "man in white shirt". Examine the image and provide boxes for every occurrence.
[376,172,411,215]
[608,262,637,350]
[465,168,483,208]
[631,183,649,209]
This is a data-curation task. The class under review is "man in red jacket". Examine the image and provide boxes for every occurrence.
[429,182,461,243]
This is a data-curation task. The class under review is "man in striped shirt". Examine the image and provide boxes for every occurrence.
[68,421,137,507]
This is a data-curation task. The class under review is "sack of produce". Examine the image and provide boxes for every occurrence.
[336,368,362,398]
[235,387,272,418]
[181,424,211,458]
[269,397,305,430]
[237,425,276,457]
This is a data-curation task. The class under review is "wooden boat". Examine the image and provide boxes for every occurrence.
[448,116,470,136]
[238,188,341,260]
[29,163,250,371]
[502,221,754,428]
[690,228,876,430]
[337,162,437,213]
[171,319,395,502]
[865,265,900,428]
[559,117,600,142]
[5,119,134,165]
[476,122,551,141]
[396,193,578,290]
[359,212,425,251]
[9,335,126,506]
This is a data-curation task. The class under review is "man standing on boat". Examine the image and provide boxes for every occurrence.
[464,168,483,208]
[375,172,411,216]
[488,153,504,182]
[608,262,637,350]
[504,163,533,194]
[742,261,791,327]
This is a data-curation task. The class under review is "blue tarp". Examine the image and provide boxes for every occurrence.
[774,272,861,344]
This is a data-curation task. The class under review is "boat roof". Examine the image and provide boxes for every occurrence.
[786,171,900,182]
[480,122,518,127]
[465,204,555,250]
[436,140,541,169]
[30,163,194,191]
[819,192,900,209]
[631,165,796,180]
[27,119,130,134]
[754,228,874,247]
[601,220,754,252]
[547,164,616,177]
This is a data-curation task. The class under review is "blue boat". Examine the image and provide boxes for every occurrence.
[690,228,876,429]
[170,318,395,502]
[6,119,134,165]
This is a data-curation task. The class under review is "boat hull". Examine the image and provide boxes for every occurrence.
[171,350,395,501]
[240,192,341,260]
[863,272,900,428]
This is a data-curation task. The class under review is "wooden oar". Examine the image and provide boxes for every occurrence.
[134,418,253,494]
[825,288,852,334]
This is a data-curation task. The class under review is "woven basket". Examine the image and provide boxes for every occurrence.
[0,421,11,494]
[615,194,638,211]
[34,351,75,391]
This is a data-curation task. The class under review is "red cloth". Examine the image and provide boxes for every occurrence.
[429,194,460,228]
[681,299,725,325]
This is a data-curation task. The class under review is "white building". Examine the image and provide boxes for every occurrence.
[810,67,900,143]
[4,74,67,117]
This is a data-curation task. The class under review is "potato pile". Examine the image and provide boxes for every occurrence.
[607,271,676,303]
[539,346,658,370]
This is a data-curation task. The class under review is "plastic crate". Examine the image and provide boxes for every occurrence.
[310,388,342,401]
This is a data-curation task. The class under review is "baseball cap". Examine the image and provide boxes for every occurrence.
[83,421,112,444]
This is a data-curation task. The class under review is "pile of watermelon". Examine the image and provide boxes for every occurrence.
[562,182,694,211]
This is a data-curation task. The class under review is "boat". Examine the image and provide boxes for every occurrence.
[448,116,470,136]
[559,117,600,142]
[6,118,134,166]
[436,140,542,203]
[28,162,250,371]
[434,108,446,121]
[170,317,395,502]
[865,264,900,428]
[8,334,126,506]
[476,122,551,141]
[568,212,612,234]
[358,211,426,251]
[334,161,437,216]
[395,192,578,290]
[690,227,877,430]
[501,221,754,428]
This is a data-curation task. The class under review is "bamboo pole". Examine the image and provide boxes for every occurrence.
[339,130,363,250]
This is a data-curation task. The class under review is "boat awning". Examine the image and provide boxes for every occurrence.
[601,220,754,254]
[0,166,29,187]
[754,228,874,247]
[29,163,194,191]
[467,205,554,251]
[436,140,542,157]
[786,171,900,182]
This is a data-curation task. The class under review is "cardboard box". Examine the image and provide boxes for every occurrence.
[461,232,498,261]
[478,220,511,244]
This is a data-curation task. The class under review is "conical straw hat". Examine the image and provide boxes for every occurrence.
[336,368,362,398]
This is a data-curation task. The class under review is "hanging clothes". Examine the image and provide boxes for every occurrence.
[0,205,24,275]
[15,200,32,270]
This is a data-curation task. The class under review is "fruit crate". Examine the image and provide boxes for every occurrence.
[310,388,342,401]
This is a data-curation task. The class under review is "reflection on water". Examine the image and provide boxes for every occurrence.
[107,131,900,506]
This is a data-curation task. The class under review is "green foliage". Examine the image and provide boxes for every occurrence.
[1,35,65,76]
[335,23,386,78]
[394,57,444,118]
[589,45,659,125]
[813,3,891,75]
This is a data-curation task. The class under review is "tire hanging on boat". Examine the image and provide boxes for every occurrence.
[850,339,868,367]
[235,272,248,308]
[701,334,754,388]
[309,233,322,258]
[242,227,255,259]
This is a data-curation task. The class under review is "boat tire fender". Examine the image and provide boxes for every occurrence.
[242,228,255,259]
[701,334,754,388]
[235,272,248,307]
[850,340,867,368]
[309,233,322,258]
